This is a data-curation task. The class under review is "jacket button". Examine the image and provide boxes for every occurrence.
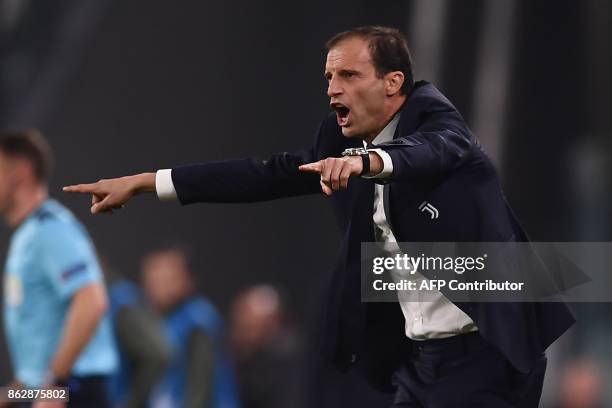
[350,353,358,364]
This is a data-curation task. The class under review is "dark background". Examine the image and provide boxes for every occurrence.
[1,0,610,406]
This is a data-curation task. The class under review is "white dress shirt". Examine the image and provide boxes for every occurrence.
[364,113,477,340]
[155,115,477,340]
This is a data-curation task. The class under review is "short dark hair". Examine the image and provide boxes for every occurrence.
[326,26,415,94]
[0,129,54,182]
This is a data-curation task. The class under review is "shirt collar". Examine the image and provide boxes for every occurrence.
[363,112,401,147]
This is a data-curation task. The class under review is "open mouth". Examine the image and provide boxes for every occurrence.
[331,102,351,127]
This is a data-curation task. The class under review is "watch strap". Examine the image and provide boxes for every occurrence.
[359,151,370,176]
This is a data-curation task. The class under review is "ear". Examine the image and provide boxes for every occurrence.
[385,71,405,96]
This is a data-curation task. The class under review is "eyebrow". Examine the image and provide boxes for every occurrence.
[324,68,361,79]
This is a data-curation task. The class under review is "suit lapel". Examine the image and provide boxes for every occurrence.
[349,177,375,242]
[382,81,436,239]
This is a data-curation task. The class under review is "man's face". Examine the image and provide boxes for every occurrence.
[142,250,192,311]
[0,151,18,216]
[325,37,388,140]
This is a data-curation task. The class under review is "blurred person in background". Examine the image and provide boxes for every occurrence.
[558,358,604,408]
[230,285,303,408]
[102,258,171,408]
[0,130,117,407]
[141,247,240,408]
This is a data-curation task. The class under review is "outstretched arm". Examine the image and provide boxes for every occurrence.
[63,115,395,208]
[63,148,322,213]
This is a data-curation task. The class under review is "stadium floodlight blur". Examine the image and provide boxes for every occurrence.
[0,0,112,128]
[0,0,29,32]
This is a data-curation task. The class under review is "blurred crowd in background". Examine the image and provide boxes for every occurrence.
[0,0,610,407]
[104,247,303,407]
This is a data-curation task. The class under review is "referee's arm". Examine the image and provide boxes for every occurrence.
[48,284,108,382]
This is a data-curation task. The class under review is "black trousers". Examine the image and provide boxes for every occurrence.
[66,375,111,408]
[391,332,547,408]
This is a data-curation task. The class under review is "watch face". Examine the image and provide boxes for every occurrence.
[342,147,367,156]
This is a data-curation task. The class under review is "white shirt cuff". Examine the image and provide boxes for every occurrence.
[155,169,177,201]
[363,148,393,178]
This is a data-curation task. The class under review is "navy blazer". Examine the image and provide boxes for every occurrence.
[171,81,575,390]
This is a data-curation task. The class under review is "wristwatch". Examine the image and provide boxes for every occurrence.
[341,147,370,176]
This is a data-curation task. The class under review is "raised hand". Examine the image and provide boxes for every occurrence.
[299,156,363,195]
[299,152,382,195]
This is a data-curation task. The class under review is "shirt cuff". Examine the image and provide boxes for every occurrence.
[363,148,393,179]
[155,169,178,201]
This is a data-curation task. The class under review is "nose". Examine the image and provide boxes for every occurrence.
[327,77,342,98]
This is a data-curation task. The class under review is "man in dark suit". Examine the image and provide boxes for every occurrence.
[65,26,574,407]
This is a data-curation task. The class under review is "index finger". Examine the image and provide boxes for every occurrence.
[62,183,100,194]
[298,161,323,173]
